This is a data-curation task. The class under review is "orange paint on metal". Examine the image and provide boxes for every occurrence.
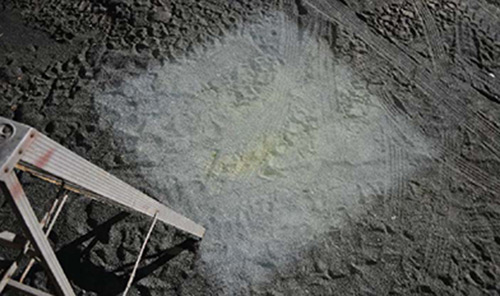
[35,148,55,168]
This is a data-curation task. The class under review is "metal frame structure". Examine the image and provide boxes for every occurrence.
[0,116,205,296]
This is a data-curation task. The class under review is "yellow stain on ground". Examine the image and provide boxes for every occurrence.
[207,134,288,179]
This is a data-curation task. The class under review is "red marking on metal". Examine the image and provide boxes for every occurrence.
[34,148,55,168]
[10,180,23,200]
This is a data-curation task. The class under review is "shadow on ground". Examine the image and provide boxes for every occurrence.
[21,211,198,295]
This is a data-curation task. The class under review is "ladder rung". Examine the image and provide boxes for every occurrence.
[7,279,54,296]
[0,230,26,249]
[0,231,39,258]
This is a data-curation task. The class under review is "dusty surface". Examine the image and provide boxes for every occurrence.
[1,0,500,295]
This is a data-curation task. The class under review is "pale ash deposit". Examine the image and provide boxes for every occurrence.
[97,12,434,294]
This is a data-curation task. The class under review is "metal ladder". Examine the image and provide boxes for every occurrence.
[0,116,205,296]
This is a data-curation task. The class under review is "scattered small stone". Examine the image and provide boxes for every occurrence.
[78,65,93,79]
[401,9,415,18]
[327,268,347,279]
[314,259,328,273]
[135,42,149,53]
[151,9,171,23]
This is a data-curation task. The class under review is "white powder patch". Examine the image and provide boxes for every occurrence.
[96,12,433,294]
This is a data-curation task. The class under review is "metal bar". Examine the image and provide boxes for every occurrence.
[0,261,18,292]
[0,230,26,249]
[44,194,67,238]
[39,196,61,233]
[21,132,205,238]
[0,197,60,294]
[1,172,75,296]
[7,279,55,296]
[20,194,69,283]
[122,212,158,296]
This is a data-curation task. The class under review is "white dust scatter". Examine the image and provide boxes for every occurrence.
[97,12,433,294]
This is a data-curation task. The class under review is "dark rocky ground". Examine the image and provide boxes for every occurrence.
[1,0,500,295]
